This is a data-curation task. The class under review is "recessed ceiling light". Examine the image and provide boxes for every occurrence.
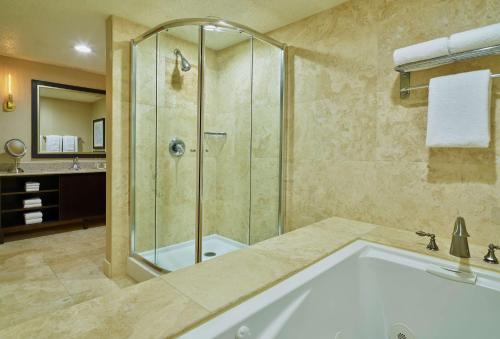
[74,44,92,54]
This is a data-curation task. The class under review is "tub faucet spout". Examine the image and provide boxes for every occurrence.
[449,216,470,258]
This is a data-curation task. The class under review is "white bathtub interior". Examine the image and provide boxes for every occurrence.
[140,234,247,271]
[181,240,500,339]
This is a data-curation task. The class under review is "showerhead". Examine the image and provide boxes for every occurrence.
[174,48,191,72]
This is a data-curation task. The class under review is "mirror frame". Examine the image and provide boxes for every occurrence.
[31,79,106,158]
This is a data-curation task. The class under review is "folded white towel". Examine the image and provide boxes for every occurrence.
[25,182,40,186]
[24,198,42,205]
[46,135,62,152]
[25,218,43,225]
[25,188,40,192]
[393,37,450,67]
[449,23,500,54]
[426,70,491,148]
[25,182,40,192]
[23,203,42,208]
[62,135,78,152]
[24,211,43,220]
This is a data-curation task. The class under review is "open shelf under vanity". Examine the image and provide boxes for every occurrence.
[0,172,105,243]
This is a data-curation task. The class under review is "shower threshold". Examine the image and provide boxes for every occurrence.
[139,234,247,272]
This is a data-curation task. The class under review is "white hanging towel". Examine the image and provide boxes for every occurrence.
[62,136,78,152]
[449,23,500,54]
[426,70,491,148]
[393,37,450,67]
[45,135,62,152]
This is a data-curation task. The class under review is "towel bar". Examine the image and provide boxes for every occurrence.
[396,44,500,98]
[401,73,500,94]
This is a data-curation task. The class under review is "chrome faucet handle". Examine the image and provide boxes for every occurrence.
[416,231,439,251]
[70,156,81,170]
[484,244,500,264]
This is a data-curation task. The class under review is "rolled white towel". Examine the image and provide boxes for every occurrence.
[449,23,500,54]
[25,211,43,220]
[25,218,43,225]
[393,37,450,66]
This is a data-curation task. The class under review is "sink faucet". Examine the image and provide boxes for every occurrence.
[449,216,470,258]
[70,156,81,171]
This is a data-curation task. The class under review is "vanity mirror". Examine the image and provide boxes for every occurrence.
[4,139,27,173]
[31,80,106,158]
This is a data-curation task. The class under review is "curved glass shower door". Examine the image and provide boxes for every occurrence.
[131,19,285,272]
[154,26,200,271]
[200,28,253,260]
[132,25,200,271]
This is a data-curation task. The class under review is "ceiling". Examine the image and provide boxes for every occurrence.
[0,0,346,74]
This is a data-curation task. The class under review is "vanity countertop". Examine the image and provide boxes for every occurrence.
[0,168,106,177]
[0,217,498,338]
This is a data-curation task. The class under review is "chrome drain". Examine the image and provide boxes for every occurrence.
[204,251,216,257]
[389,323,415,339]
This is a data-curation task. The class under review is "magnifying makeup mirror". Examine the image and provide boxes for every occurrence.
[4,139,27,173]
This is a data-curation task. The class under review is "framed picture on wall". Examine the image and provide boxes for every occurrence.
[93,118,105,150]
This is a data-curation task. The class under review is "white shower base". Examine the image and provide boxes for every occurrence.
[140,234,247,272]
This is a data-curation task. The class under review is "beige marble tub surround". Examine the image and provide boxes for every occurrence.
[4,216,500,338]
[362,225,500,273]
[162,217,376,313]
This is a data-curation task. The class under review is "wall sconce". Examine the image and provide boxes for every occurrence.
[3,73,16,112]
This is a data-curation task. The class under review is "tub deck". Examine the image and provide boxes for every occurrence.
[1,217,499,338]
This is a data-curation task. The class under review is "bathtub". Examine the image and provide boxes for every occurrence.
[181,240,500,339]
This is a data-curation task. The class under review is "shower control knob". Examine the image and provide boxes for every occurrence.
[169,137,186,157]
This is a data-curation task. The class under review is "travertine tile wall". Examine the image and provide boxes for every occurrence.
[212,37,282,244]
[209,38,252,244]
[110,0,500,275]
[269,0,500,245]
[106,16,149,276]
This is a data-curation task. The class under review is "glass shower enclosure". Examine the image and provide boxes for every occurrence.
[130,18,286,272]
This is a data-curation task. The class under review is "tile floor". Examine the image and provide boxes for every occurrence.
[0,226,135,328]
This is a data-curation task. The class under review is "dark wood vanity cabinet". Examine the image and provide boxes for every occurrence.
[59,173,105,220]
[0,172,105,243]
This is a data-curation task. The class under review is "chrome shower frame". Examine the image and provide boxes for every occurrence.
[130,18,287,271]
